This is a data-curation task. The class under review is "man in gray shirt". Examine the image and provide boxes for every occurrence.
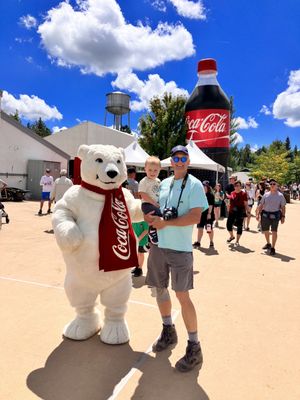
[256,178,286,255]
[126,167,139,199]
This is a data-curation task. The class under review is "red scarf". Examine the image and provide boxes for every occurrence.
[81,181,138,272]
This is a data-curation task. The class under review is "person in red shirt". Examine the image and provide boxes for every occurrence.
[226,180,251,246]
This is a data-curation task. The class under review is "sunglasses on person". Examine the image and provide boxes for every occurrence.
[172,156,188,163]
[270,183,277,186]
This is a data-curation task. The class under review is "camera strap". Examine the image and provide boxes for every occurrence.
[164,173,189,211]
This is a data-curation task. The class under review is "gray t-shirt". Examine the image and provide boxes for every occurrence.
[260,191,286,212]
[127,178,139,196]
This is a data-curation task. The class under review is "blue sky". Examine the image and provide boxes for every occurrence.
[1,0,300,151]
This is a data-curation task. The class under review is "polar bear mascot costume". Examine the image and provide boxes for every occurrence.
[52,144,143,344]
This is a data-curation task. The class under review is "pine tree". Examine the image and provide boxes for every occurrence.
[29,118,51,137]
[10,110,21,123]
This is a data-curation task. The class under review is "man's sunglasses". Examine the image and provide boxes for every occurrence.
[270,183,277,186]
[172,156,188,163]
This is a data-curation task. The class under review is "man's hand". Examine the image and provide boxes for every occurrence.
[144,211,155,224]
[281,216,285,224]
[151,216,167,230]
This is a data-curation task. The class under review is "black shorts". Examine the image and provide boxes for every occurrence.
[261,216,280,232]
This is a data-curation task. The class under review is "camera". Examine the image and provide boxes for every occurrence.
[162,207,178,221]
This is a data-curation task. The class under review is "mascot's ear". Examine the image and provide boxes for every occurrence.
[119,147,125,160]
[77,144,89,160]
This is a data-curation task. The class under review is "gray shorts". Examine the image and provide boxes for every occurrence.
[145,245,194,292]
[261,215,280,232]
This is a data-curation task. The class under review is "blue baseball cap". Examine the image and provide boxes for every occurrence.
[171,145,189,156]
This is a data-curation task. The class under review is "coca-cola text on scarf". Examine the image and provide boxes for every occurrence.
[81,181,138,272]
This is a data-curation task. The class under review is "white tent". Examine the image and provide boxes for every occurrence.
[124,140,150,167]
[161,141,225,173]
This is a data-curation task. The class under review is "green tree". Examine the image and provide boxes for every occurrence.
[250,147,290,184]
[120,125,132,134]
[139,93,187,159]
[28,118,51,138]
[10,110,21,123]
[239,144,254,169]
[293,145,298,157]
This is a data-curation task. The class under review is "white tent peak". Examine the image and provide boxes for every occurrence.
[124,140,150,167]
[161,140,225,172]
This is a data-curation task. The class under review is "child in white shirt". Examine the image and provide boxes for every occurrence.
[139,156,161,244]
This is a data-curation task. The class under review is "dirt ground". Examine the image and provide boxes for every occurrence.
[0,200,299,400]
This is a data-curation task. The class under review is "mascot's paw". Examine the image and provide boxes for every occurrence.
[100,320,129,345]
[55,222,83,252]
[63,313,101,340]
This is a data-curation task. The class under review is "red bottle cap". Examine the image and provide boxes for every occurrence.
[198,58,217,72]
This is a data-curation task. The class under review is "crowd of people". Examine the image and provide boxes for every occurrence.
[123,145,289,373]
[0,146,291,374]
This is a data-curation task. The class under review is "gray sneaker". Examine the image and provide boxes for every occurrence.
[175,341,203,372]
[152,324,178,352]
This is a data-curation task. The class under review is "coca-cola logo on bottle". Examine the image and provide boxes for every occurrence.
[185,109,230,149]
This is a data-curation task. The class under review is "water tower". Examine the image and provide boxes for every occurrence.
[104,91,130,131]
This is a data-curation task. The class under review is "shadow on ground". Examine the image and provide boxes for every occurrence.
[44,229,54,234]
[261,251,296,263]
[27,336,209,400]
[199,247,219,256]
[228,244,255,254]
[131,348,209,400]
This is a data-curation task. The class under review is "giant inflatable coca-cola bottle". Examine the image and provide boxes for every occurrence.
[185,58,230,184]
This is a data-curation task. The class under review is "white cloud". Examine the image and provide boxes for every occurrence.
[1,90,62,121]
[235,116,258,129]
[151,0,167,12]
[169,0,206,19]
[260,105,272,115]
[75,118,87,124]
[19,15,37,29]
[273,69,300,127]
[231,132,244,145]
[250,144,259,153]
[112,70,188,111]
[15,37,33,44]
[52,126,68,133]
[37,0,195,76]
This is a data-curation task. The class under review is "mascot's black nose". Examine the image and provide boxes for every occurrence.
[106,170,118,179]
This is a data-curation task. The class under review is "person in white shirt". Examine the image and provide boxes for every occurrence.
[38,169,54,215]
[244,181,256,230]
[51,169,73,203]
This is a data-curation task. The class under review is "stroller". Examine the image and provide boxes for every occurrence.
[0,201,10,229]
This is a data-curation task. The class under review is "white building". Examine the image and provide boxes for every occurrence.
[44,120,135,158]
[0,111,69,194]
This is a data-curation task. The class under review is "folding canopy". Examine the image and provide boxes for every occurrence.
[160,141,225,172]
[124,140,150,167]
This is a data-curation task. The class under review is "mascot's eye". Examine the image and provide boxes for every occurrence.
[117,160,121,164]
[95,158,103,163]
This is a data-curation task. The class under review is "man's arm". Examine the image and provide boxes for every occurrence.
[147,207,202,230]
[280,205,286,224]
